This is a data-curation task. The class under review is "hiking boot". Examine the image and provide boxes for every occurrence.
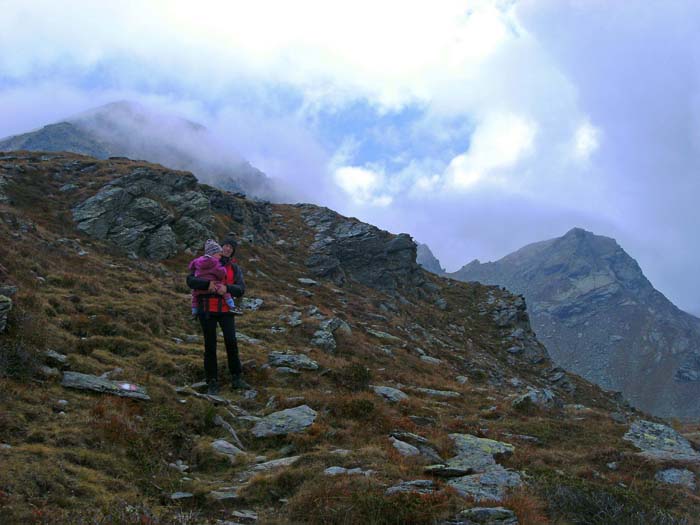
[206,380,220,396]
[231,374,251,390]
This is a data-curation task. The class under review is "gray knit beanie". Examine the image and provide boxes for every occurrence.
[204,239,223,257]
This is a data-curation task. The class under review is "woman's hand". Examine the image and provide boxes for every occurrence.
[207,281,217,293]
[215,284,227,295]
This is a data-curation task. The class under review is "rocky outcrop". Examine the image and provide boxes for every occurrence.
[251,405,317,437]
[623,420,700,463]
[298,204,425,293]
[72,162,271,259]
[61,371,150,401]
[452,227,700,419]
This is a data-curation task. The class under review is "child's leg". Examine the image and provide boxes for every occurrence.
[225,293,235,309]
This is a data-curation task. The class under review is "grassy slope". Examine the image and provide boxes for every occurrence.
[0,153,698,524]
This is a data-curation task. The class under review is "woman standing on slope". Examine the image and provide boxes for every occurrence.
[187,235,250,394]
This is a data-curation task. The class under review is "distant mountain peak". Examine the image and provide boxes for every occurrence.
[416,243,445,275]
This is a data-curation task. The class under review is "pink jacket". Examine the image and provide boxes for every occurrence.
[189,256,228,308]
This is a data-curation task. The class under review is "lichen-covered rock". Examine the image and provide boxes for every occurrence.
[655,468,697,490]
[390,437,420,456]
[512,388,558,410]
[385,480,436,496]
[211,439,245,459]
[310,329,336,353]
[624,420,700,462]
[447,464,522,502]
[268,352,319,371]
[441,506,519,524]
[251,405,317,437]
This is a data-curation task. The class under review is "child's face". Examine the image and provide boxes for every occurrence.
[213,252,223,260]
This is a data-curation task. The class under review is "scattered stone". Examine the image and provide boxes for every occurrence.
[456,376,469,384]
[324,466,373,477]
[39,366,61,379]
[310,329,336,353]
[208,488,240,501]
[420,355,442,365]
[45,350,68,367]
[390,437,420,457]
[56,399,69,407]
[606,462,619,471]
[385,480,436,496]
[448,464,522,502]
[610,412,628,424]
[624,420,700,462]
[268,352,319,370]
[512,388,557,410]
[298,278,319,286]
[270,326,287,334]
[414,387,460,398]
[296,288,314,297]
[237,333,262,345]
[212,439,245,459]
[366,328,402,342]
[655,468,697,490]
[390,431,443,463]
[61,371,150,400]
[371,385,408,403]
[1,443,12,450]
[242,297,264,311]
[251,405,317,437]
[250,456,301,472]
[168,459,189,472]
[184,334,199,343]
[275,367,301,375]
[409,415,437,427]
[172,337,184,344]
[230,510,258,522]
[442,506,518,525]
[170,492,194,500]
[281,311,303,327]
[321,317,352,336]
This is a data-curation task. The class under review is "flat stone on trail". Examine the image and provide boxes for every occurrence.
[298,277,319,285]
[624,420,700,462]
[61,371,150,400]
[251,405,317,437]
[251,455,301,472]
[443,506,518,524]
[268,352,319,370]
[655,468,697,490]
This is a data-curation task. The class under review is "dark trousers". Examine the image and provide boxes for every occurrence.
[198,313,242,382]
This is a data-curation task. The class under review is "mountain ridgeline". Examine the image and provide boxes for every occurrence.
[445,228,700,420]
[0,101,277,201]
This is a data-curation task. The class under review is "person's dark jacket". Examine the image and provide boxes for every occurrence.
[187,256,245,298]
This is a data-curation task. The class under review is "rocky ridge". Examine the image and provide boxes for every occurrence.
[448,227,700,419]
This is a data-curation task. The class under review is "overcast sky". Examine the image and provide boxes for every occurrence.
[2,0,699,315]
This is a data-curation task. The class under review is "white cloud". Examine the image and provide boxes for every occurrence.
[333,165,393,206]
[445,112,537,190]
[572,119,601,161]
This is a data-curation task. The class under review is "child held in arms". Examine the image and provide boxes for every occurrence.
[189,239,236,315]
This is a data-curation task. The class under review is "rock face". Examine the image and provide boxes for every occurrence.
[655,468,697,490]
[72,163,271,259]
[416,243,446,275]
[0,101,277,200]
[623,420,700,462]
[298,204,425,293]
[268,352,319,371]
[450,227,700,419]
[251,405,317,437]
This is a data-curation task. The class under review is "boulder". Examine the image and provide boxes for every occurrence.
[385,480,436,496]
[390,437,420,457]
[211,439,245,459]
[448,465,523,502]
[512,388,557,410]
[311,329,336,353]
[251,405,317,437]
[624,420,700,462]
[414,387,460,398]
[441,507,518,525]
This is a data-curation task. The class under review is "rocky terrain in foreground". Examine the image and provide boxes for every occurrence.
[448,228,700,420]
[0,152,699,524]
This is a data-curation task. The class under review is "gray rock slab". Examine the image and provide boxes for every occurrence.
[61,371,150,400]
[444,506,519,524]
[250,455,301,472]
[366,328,402,342]
[242,297,264,311]
[655,468,697,490]
[298,277,319,286]
[170,492,194,500]
[0,295,11,332]
[448,465,523,502]
[324,466,373,477]
[251,405,317,437]
[371,385,408,403]
[311,329,336,353]
[212,439,245,459]
[420,355,442,365]
[512,388,557,409]
[268,352,319,370]
[390,437,420,456]
[624,420,700,462]
[414,387,461,398]
[45,349,68,367]
[385,479,436,496]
